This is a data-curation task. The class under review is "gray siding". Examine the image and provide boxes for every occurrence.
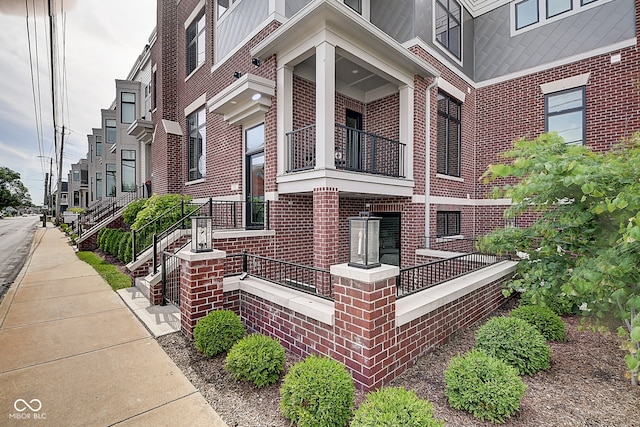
[371,0,415,43]
[286,0,312,17]
[475,0,636,82]
[217,0,269,60]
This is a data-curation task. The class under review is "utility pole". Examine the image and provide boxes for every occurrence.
[56,125,65,223]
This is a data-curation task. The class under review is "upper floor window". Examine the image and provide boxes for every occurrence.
[437,91,462,177]
[186,12,205,75]
[344,0,361,13]
[217,0,239,19]
[73,170,80,182]
[437,211,461,237]
[187,108,206,181]
[105,119,116,144]
[96,135,102,156]
[545,87,585,145]
[121,92,136,124]
[434,0,461,60]
[151,69,157,110]
[512,0,611,35]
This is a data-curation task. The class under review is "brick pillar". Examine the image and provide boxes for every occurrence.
[313,187,339,271]
[330,263,399,391]
[176,248,226,338]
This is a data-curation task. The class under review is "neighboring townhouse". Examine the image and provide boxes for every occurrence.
[146,0,638,269]
[68,159,89,209]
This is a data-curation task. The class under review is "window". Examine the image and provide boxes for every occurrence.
[515,0,538,29]
[96,173,102,201]
[581,0,597,4]
[437,91,462,177]
[151,70,157,110]
[435,0,461,60]
[73,191,80,207]
[436,211,460,237]
[186,12,205,75]
[545,87,585,145]
[105,119,116,144]
[344,0,361,13]
[187,108,206,181]
[546,0,571,18]
[121,150,136,192]
[217,0,238,18]
[121,92,136,124]
[73,170,80,182]
[96,135,102,156]
[106,164,116,197]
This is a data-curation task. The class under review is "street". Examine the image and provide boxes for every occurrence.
[0,215,39,300]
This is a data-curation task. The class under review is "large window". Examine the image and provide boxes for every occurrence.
[546,0,572,18]
[96,172,102,201]
[151,70,157,111]
[515,0,538,29]
[105,119,116,144]
[73,170,80,182]
[121,92,136,124]
[106,164,116,197]
[96,135,102,156]
[73,191,80,207]
[514,0,607,34]
[435,0,461,60]
[188,108,206,181]
[437,211,460,237]
[121,150,136,192]
[437,91,462,177]
[545,87,585,145]
[186,12,205,75]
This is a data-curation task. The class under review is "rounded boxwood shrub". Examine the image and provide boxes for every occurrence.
[444,349,526,423]
[280,355,355,427]
[225,334,285,388]
[476,316,551,375]
[193,310,245,357]
[511,304,566,341]
[351,386,444,427]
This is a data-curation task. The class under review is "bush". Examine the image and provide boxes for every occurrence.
[123,198,147,225]
[280,355,355,427]
[519,289,577,316]
[476,316,551,375]
[444,349,526,423]
[225,334,285,388]
[131,194,191,230]
[511,305,566,341]
[193,310,245,357]
[117,232,132,263]
[351,387,444,427]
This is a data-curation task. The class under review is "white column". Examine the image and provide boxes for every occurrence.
[399,84,414,181]
[315,41,336,170]
[277,64,293,177]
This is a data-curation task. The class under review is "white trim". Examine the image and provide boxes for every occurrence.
[437,78,466,102]
[436,173,464,183]
[540,72,590,94]
[431,195,512,206]
[403,37,475,87]
[184,93,207,117]
[185,178,205,186]
[184,0,206,29]
[432,0,464,67]
[458,0,511,17]
[213,16,277,70]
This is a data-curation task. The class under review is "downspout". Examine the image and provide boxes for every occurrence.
[425,77,439,249]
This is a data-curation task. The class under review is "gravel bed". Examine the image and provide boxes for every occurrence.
[157,303,640,427]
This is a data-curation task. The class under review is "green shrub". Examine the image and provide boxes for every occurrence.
[444,349,526,423]
[280,355,355,427]
[511,305,566,341]
[123,198,147,225]
[97,228,106,248]
[131,194,191,230]
[351,387,444,427]
[193,310,245,357]
[476,316,551,375]
[117,233,132,263]
[519,289,577,316]
[225,334,285,388]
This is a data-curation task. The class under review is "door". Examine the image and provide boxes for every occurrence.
[245,123,265,229]
[346,109,363,171]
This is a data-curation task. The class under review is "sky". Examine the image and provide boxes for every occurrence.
[0,0,156,207]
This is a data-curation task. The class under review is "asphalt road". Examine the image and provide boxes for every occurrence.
[0,215,40,300]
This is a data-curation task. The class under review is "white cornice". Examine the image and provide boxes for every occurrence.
[458,0,512,17]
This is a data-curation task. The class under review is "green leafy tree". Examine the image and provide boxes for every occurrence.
[0,166,32,209]
[480,132,640,386]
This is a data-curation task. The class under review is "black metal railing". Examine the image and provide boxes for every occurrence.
[286,124,316,172]
[77,185,145,239]
[161,250,181,307]
[334,124,405,178]
[397,252,507,298]
[226,251,333,300]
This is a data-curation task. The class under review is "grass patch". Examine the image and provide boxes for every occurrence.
[76,251,131,291]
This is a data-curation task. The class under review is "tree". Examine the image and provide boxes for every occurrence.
[0,166,32,210]
[479,132,640,386]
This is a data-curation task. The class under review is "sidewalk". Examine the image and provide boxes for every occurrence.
[0,225,227,426]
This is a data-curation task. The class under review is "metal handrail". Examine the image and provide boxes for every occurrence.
[132,199,190,261]
[77,185,145,239]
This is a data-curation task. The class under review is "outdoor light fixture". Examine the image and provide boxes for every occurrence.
[348,212,381,269]
[191,216,213,253]
[251,57,261,67]
[233,71,242,79]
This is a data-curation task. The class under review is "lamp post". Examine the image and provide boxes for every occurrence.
[191,217,213,252]
[348,212,381,269]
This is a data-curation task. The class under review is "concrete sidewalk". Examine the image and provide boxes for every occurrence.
[0,225,227,426]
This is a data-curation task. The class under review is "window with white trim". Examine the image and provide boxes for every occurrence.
[121,92,136,124]
[105,119,116,144]
[186,11,205,75]
[437,91,462,177]
[434,0,461,60]
[344,0,361,14]
[217,0,239,19]
[512,0,611,35]
[187,108,206,181]
[545,87,585,145]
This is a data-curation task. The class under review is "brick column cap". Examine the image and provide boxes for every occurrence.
[330,263,399,283]
[176,248,226,262]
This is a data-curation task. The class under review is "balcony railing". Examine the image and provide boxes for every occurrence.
[285,123,406,178]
